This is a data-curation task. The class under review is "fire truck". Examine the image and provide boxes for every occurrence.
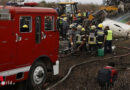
[0,2,59,89]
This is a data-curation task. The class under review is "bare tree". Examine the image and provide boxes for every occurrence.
[0,0,10,5]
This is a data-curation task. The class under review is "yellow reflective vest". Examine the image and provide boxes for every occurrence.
[88,32,96,44]
[107,30,113,40]
[78,13,82,17]
[76,34,82,44]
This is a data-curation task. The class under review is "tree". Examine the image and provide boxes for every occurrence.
[0,0,10,5]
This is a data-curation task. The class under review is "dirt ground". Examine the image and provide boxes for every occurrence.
[49,39,130,90]
[1,39,130,90]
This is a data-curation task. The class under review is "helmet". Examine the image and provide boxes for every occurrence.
[57,17,59,19]
[22,24,28,28]
[98,24,103,28]
[61,14,66,17]
[91,25,96,30]
[81,28,85,31]
[63,17,67,21]
[72,25,76,29]
[69,24,74,28]
[78,13,81,17]
[77,25,82,30]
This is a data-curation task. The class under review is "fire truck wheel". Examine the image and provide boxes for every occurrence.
[28,61,47,89]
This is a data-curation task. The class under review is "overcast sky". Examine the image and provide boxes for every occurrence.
[25,0,103,5]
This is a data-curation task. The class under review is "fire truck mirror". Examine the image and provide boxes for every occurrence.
[20,16,32,33]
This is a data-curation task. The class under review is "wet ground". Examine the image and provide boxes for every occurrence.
[1,39,130,90]
[49,39,130,90]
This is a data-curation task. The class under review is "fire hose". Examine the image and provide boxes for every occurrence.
[46,46,130,90]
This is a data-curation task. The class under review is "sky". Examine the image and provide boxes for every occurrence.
[25,0,103,5]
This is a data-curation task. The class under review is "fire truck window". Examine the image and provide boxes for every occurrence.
[45,16,54,31]
[35,16,41,44]
[20,16,32,33]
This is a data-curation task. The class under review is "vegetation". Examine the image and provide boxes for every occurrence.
[0,0,9,5]
[38,0,101,11]
[0,0,100,12]
[78,3,100,12]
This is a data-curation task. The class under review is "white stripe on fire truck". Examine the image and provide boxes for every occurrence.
[0,66,31,76]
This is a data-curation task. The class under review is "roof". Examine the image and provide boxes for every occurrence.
[0,6,57,14]
[58,2,78,5]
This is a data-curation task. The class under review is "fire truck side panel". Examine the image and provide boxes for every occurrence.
[0,6,59,85]
[0,21,16,72]
[40,14,59,63]
[14,14,35,67]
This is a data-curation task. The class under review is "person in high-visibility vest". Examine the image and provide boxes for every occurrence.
[59,17,63,37]
[76,27,87,52]
[62,17,69,40]
[97,24,105,49]
[104,26,113,54]
[76,10,83,24]
[88,25,97,54]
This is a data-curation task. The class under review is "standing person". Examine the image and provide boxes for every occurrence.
[66,12,71,24]
[82,17,90,32]
[97,62,118,90]
[76,27,87,52]
[62,17,69,40]
[97,24,105,49]
[59,17,63,38]
[68,25,78,51]
[104,26,113,54]
[88,25,97,55]
[76,10,83,24]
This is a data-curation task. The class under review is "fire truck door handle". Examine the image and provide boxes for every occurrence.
[42,32,46,40]
[16,33,19,42]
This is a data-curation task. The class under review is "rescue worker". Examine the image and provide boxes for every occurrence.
[97,62,118,90]
[76,27,87,52]
[45,16,52,30]
[104,26,113,54]
[20,17,29,32]
[82,17,90,33]
[76,28,82,51]
[97,24,105,49]
[77,24,82,33]
[68,25,78,51]
[77,10,82,18]
[21,24,29,32]
[73,14,77,23]
[76,10,83,24]
[88,25,97,55]
[62,17,69,40]
[59,17,64,37]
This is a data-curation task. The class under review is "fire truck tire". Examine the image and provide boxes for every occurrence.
[27,61,47,90]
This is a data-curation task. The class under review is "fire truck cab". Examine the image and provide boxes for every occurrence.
[0,5,59,89]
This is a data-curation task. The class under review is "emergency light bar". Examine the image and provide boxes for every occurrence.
[24,2,38,6]
[6,2,38,7]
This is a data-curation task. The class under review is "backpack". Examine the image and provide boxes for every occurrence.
[97,68,111,83]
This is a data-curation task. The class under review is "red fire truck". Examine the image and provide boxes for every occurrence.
[0,3,59,89]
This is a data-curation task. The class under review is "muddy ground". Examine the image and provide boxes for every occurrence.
[49,39,130,90]
[1,39,130,90]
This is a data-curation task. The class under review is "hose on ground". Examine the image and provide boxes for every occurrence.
[46,46,130,90]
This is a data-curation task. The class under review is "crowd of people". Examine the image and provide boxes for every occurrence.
[57,9,113,55]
